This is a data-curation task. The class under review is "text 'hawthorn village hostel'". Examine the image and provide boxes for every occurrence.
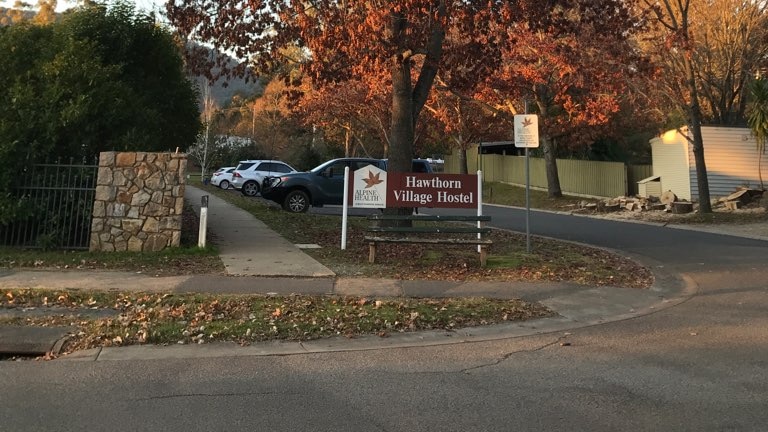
[387,172,478,209]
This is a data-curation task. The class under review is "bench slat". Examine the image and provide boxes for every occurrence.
[365,213,492,267]
[367,227,491,234]
[364,236,493,245]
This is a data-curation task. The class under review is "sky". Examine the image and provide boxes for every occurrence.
[0,0,164,14]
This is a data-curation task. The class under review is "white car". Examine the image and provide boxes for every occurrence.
[231,160,297,197]
[211,167,236,189]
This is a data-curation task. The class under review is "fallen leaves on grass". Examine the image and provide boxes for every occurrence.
[1,288,554,357]
[306,227,653,289]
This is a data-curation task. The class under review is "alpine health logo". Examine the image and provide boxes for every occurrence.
[352,164,387,208]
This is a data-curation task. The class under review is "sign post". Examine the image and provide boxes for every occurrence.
[514,114,539,253]
[477,170,483,253]
[341,167,350,250]
[344,164,388,250]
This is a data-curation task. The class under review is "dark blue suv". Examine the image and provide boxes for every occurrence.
[261,158,432,213]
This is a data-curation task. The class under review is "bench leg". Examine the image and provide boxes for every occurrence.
[368,242,376,264]
[479,245,488,267]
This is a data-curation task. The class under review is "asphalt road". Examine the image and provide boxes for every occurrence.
[2,204,767,431]
[438,204,768,266]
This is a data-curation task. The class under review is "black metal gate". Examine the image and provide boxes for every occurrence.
[0,159,98,250]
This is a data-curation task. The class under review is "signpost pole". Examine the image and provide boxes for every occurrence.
[514,113,538,254]
[477,170,483,253]
[525,148,531,253]
[341,167,349,250]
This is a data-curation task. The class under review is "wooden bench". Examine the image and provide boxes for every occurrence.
[364,214,493,266]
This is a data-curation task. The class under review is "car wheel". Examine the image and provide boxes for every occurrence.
[219,180,230,190]
[282,190,309,213]
[242,181,260,197]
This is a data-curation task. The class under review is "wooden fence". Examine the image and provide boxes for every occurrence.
[445,151,651,198]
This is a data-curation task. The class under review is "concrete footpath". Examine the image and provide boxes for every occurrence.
[0,185,697,360]
[185,186,334,277]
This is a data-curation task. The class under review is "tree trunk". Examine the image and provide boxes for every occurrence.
[684,56,713,213]
[344,124,351,157]
[386,5,444,220]
[389,61,414,174]
[541,136,562,198]
[388,13,415,220]
[459,147,468,174]
[388,13,414,176]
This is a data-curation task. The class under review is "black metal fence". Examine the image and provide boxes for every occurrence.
[0,159,98,250]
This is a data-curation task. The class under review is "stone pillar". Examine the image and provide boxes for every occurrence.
[90,151,187,252]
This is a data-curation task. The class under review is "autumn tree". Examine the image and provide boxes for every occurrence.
[423,78,512,174]
[168,1,431,179]
[641,0,712,212]
[169,2,618,177]
[468,0,647,197]
[249,78,300,160]
[690,0,768,125]
[1,1,32,25]
[32,0,56,24]
[296,74,393,158]
[0,0,59,25]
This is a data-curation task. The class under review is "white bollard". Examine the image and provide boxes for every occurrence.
[198,195,209,248]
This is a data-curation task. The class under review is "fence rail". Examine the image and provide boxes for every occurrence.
[1,159,98,249]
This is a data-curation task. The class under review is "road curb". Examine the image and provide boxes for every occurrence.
[54,267,697,362]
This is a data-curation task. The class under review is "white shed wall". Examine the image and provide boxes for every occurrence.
[687,126,768,200]
[651,131,692,200]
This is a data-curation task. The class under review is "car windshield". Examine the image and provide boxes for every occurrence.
[309,160,336,173]
[309,159,382,173]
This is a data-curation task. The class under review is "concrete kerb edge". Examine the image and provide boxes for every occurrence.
[57,268,698,362]
[50,335,69,357]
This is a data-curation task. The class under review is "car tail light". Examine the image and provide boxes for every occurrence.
[233,172,242,178]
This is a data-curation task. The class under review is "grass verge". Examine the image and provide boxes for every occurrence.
[0,246,222,275]
[1,288,553,356]
[482,181,584,211]
[0,204,224,275]
[201,185,652,288]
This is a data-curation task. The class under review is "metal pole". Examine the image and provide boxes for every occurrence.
[198,195,209,248]
[525,148,531,253]
[478,142,483,175]
[477,170,483,253]
[523,99,532,253]
[341,166,350,250]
